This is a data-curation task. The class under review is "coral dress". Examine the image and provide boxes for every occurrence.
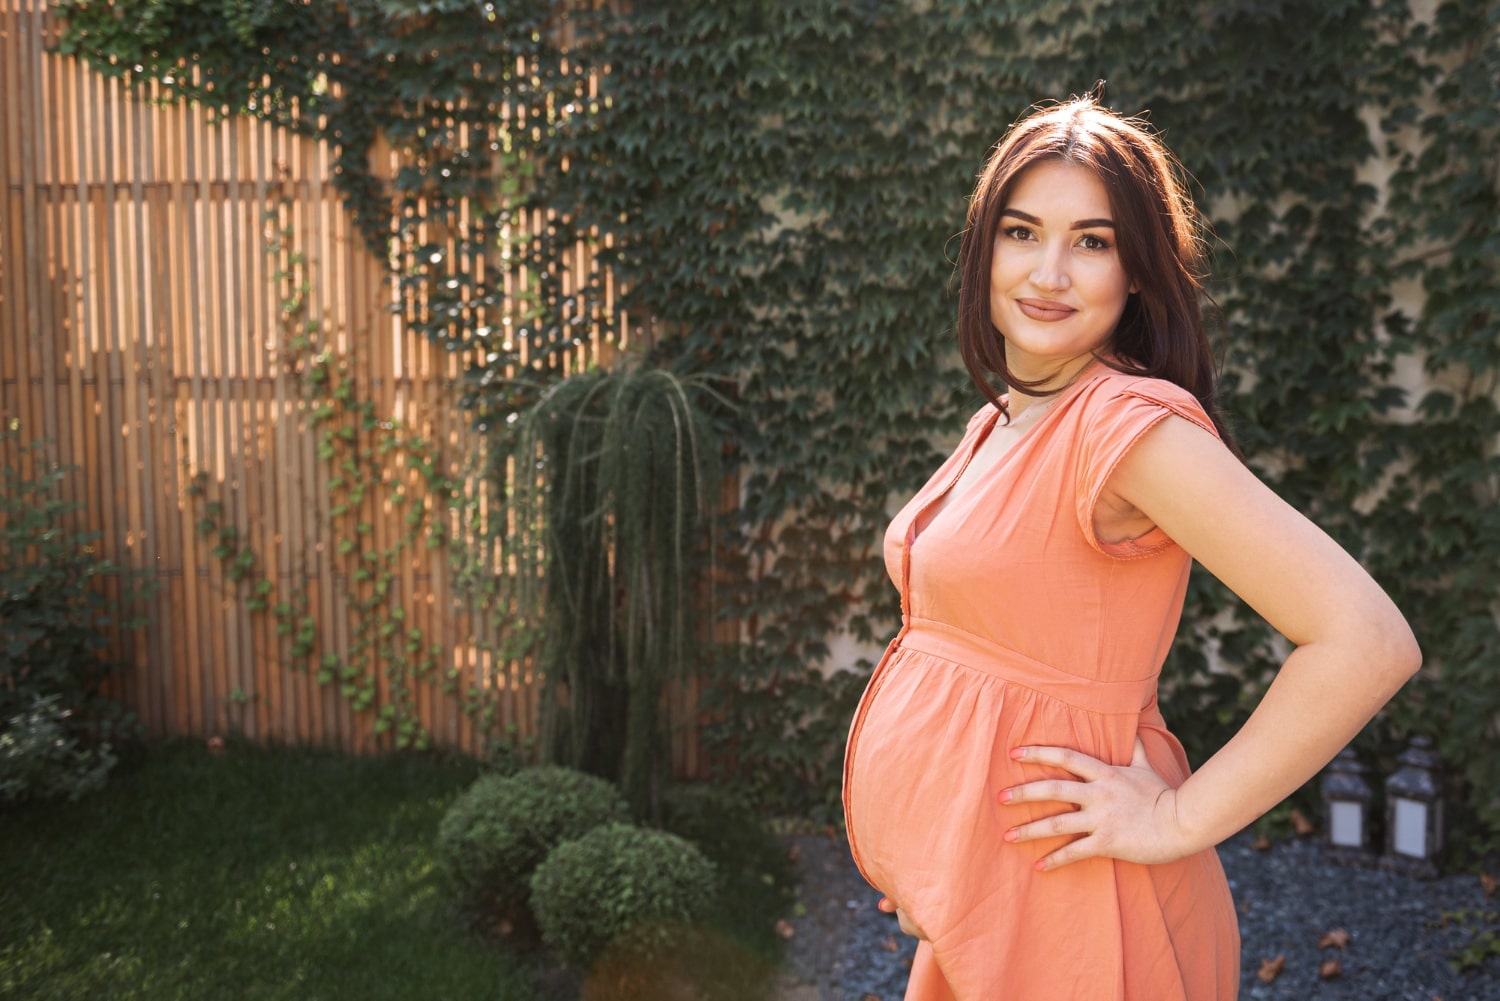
[843,365,1241,1000]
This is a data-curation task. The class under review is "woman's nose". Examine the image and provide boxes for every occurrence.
[1030,246,1071,291]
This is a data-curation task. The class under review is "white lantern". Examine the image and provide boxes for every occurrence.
[1382,734,1444,879]
[1320,746,1372,865]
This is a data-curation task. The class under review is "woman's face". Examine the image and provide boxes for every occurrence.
[989,159,1134,386]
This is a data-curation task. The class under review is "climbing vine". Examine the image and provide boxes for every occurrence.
[186,202,513,749]
[54,1,1500,838]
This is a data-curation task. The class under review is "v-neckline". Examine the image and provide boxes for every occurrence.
[908,361,1102,546]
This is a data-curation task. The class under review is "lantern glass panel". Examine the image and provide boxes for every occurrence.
[1329,801,1363,848]
[1392,798,1427,857]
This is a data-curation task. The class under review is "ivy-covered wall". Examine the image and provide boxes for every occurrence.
[55,0,1499,837]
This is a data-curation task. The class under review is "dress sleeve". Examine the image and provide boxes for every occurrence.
[1074,381,1221,558]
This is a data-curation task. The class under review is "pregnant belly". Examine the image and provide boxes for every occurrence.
[843,645,1130,909]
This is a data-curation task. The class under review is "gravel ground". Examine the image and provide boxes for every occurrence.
[772,831,1500,1001]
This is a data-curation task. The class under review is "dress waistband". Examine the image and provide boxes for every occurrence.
[897,616,1156,716]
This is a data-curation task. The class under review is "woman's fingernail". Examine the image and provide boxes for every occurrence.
[1010,747,1026,760]
[998,788,1012,804]
[1034,859,1047,873]
[1003,828,1019,843]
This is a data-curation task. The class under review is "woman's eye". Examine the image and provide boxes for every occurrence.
[1002,226,1034,242]
[1079,234,1112,251]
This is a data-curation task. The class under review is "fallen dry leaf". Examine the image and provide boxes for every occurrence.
[881,935,900,953]
[775,919,796,940]
[785,844,802,863]
[1319,957,1343,979]
[1481,872,1496,898]
[1290,808,1316,836]
[1318,928,1351,950]
[1256,955,1286,983]
[863,995,880,1001]
[1252,834,1272,852]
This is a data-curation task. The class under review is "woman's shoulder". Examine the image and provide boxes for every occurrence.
[1077,368,1198,407]
[1072,368,1216,437]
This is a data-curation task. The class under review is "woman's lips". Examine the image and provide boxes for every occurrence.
[1016,298,1076,322]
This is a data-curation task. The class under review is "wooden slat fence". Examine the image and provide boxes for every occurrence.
[0,0,707,772]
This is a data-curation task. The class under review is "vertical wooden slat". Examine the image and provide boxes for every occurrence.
[57,21,92,689]
[297,129,340,750]
[0,6,20,422]
[287,151,323,747]
[259,127,285,742]
[118,64,150,720]
[145,169,177,736]
[169,66,197,737]
[225,110,249,738]
[283,140,323,746]
[247,111,277,741]
[92,66,125,691]
[145,87,181,738]
[16,1,45,451]
[207,108,235,737]
[192,108,216,732]
[251,112,275,741]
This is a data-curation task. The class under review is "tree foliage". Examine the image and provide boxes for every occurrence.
[53,0,1500,835]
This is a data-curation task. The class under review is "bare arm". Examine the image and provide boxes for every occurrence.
[1004,415,1421,869]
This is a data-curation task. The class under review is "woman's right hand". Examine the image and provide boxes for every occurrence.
[878,896,929,940]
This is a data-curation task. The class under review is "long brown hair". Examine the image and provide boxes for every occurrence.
[956,94,1235,447]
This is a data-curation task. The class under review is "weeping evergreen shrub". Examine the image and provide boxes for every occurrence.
[502,363,728,816]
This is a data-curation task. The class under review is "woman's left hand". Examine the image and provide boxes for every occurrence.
[999,737,1197,871]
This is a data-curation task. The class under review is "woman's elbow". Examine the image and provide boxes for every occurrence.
[1372,606,1422,689]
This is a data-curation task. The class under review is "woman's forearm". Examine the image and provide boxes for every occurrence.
[1171,623,1420,854]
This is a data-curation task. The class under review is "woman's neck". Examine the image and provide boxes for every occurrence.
[1005,353,1105,419]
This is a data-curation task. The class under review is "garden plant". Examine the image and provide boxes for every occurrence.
[436,764,630,915]
[0,426,150,804]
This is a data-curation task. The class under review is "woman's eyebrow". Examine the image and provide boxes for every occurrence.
[1000,208,1116,230]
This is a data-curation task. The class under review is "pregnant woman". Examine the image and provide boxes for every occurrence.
[842,94,1420,1000]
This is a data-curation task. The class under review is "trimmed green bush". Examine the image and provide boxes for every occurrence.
[435,765,628,911]
[0,694,118,805]
[530,822,718,970]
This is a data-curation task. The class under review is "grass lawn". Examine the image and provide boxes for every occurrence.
[0,739,549,1000]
